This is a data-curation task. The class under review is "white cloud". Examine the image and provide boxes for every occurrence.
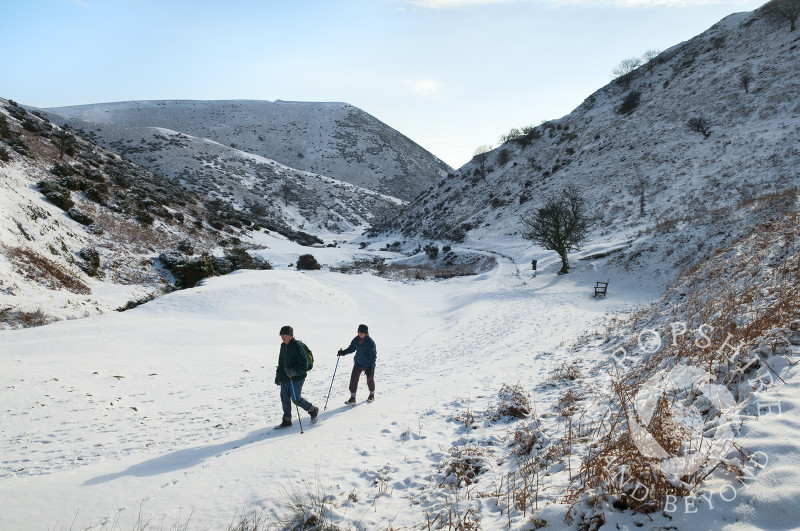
[405,78,441,96]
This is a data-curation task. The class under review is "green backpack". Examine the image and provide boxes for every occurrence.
[296,340,314,371]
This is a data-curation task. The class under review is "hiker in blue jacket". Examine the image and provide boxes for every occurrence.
[338,324,378,404]
[275,325,319,428]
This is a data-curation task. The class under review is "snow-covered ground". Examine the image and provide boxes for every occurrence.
[1,229,797,530]
[0,232,638,529]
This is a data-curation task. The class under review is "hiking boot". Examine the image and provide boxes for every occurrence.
[367,394,375,402]
[274,417,292,429]
[345,396,356,406]
[309,406,319,424]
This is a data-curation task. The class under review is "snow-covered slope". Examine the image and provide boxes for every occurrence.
[39,99,451,202]
[375,6,799,282]
[0,99,233,328]
[0,98,412,328]
[0,99,296,329]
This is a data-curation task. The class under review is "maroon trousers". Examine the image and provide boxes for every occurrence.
[349,363,376,394]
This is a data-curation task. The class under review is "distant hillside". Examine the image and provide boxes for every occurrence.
[40,100,451,202]
[372,5,798,274]
[1,98,294,329]
[2,96,449,329]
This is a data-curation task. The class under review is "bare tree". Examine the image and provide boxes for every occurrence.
[688,117,712,138]
[642,49,661,74]
[53,126,75,159]
[520,186,591,275]
[473,145,492,177]
[769,0,800,31]
[280,182,293,206]
[612,57,642,79]
[641,49,661,63]
[739,69,753,93]
[632,171,649,217]
[474,144,492,157]
[612,57,643,89]
[500,128,521,143]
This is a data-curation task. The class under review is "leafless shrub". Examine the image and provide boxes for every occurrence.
[556,388,584,418]
[494,448,552,521]
[453,400,478,431]
[739,69,754,93]
[425,507,481,530]
[116,294,157,312]
[544,362,582,386]
[687,116,712,138]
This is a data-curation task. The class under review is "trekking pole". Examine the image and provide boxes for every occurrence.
[323,355,341,411]
[288,378,304,434]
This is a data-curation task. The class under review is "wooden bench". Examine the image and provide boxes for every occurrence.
[594,280,609,297]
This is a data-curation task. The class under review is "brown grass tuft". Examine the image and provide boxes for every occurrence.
[5,245,90,294]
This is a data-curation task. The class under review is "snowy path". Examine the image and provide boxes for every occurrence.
[0,257,642,529]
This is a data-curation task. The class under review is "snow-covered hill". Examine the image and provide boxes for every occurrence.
[373,5,799,287]
[39,99,451,202]
[0,98,414,328]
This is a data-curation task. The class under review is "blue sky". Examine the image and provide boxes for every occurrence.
[2,0,764,168]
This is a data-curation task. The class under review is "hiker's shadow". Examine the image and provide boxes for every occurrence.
[323,402,370,415]
[83,427,279,486]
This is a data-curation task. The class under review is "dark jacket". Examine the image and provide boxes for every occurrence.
[275,338,308,385]
[341,335,377,368]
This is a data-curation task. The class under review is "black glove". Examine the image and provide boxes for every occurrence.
[284,367,296,378]
[337,349,346,356]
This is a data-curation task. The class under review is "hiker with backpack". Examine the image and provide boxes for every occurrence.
[337,324,377,405]
[274,325,319,429]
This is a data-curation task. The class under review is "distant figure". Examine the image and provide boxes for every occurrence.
[338,324,378,405]
[531,259,538,277]
[274,325,319,429]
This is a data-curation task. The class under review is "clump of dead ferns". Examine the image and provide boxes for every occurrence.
[493,383,532,420]
[438,445,490,490]
[490,418,586,527]
[542,360,583,388]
